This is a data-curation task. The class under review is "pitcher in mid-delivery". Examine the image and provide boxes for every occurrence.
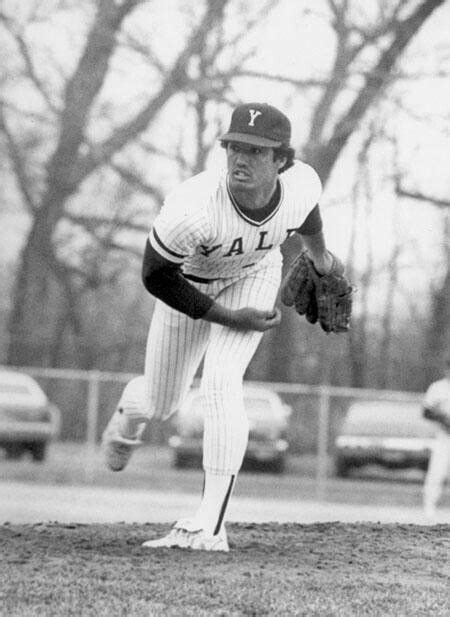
[102,102,337,551]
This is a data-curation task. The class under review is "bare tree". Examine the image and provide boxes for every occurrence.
[258,0,446,385]
[0,0,446,382]
[2,0,233,367]
[395,185,450,383]
[346,127,377,387]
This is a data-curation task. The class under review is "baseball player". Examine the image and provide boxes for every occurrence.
[102,102,335,551]
[422,355,450,518]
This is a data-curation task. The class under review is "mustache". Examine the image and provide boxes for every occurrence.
[231,165,250,173]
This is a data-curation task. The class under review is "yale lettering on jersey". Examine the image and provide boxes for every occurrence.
[202,231,292,258]
[255,231,273,251]
[224,237,244,257]
[200,244,222,257]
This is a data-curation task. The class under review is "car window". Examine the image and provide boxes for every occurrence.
[179,390,283,427]
[0,383,33,395]
[184,393,278,415]
[244,397,274,420]
[343,402,436,438]
[0,373,47,406]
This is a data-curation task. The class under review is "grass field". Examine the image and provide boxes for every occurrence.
[1,521,449,616]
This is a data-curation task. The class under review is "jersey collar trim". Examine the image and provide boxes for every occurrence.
[226,176,284,227]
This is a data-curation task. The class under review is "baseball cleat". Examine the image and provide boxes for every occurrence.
[102,407,147,472]
[142,519,229,552]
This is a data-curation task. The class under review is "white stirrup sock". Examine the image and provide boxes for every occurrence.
[193,472,236,536]
[119,412,147,440]
[117,377,148,439]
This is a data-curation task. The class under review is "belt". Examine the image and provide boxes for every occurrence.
[183,273,220,284]
[183,264,256,284]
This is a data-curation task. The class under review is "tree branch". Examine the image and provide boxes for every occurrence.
[45,0,141,199]
[214,70,326,88]
[108,161,164,203]
[0,103,38,214]
[395,186,450,208]
[11,27,59,114]
[65,212,149,235]
[72,0,230,184]
[310,0,446,182]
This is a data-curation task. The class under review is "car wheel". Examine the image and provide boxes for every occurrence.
[30,442,47,462]
[174,452,189,468]
[5,444,24,460]
[174,452,201,469]
[335,457,351,478]
[269,456,286,474]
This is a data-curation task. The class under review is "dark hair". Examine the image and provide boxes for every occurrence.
[220,141,295,174]
[273,146,295,174]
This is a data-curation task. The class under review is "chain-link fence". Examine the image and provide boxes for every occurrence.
[1,365,424,497]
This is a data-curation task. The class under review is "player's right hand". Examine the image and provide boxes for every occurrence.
[229,307,281,331]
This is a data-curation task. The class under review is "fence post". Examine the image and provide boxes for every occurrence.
[316,384,330,501]
[85,370,101,481]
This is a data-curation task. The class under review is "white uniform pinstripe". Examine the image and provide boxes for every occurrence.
[135,161,321,474]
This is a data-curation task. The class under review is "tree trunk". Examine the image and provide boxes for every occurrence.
[272,0,446,385]
[6,0,228,368]
[422,215,450,385]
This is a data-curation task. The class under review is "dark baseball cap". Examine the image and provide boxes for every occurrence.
[221,103,291,148]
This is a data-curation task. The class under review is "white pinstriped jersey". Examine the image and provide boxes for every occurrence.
[149,160,322,279]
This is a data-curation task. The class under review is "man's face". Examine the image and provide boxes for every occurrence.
[226,142,285,193]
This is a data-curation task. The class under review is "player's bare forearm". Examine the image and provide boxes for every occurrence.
[298,231,333,275]
[203,303,281,331]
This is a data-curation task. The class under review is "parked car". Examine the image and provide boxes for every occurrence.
[0,369,61,462]
[334,399,438,477]
[169,384,292,473]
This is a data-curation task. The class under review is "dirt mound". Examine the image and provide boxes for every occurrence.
[1,522,449,616]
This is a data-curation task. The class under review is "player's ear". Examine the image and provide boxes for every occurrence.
[273,148,287,171]
[276,155,287,172]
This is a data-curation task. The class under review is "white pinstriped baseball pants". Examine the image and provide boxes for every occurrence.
[423,430,450,508]
[138,263,281,475]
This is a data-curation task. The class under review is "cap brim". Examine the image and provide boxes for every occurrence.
[220,132,282,148]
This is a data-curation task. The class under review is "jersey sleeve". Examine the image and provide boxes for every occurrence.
[284,161,323,226]
[141,239,214,319]
[149,185,211,264]
[297,204,322,235]
[304,166,323,212]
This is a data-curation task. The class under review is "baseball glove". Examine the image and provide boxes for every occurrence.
[280,250,353,334]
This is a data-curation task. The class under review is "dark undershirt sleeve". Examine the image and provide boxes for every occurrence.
[141,239,214,319]
[297,204,323,235]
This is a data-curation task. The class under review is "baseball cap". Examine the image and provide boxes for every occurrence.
[221,103,291,148]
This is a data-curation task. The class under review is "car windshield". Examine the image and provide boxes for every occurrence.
[245,397,275,420]
[343,402,436,438]
[179,392,282,426]
[0,383,32,395]
[0,373,47,406]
